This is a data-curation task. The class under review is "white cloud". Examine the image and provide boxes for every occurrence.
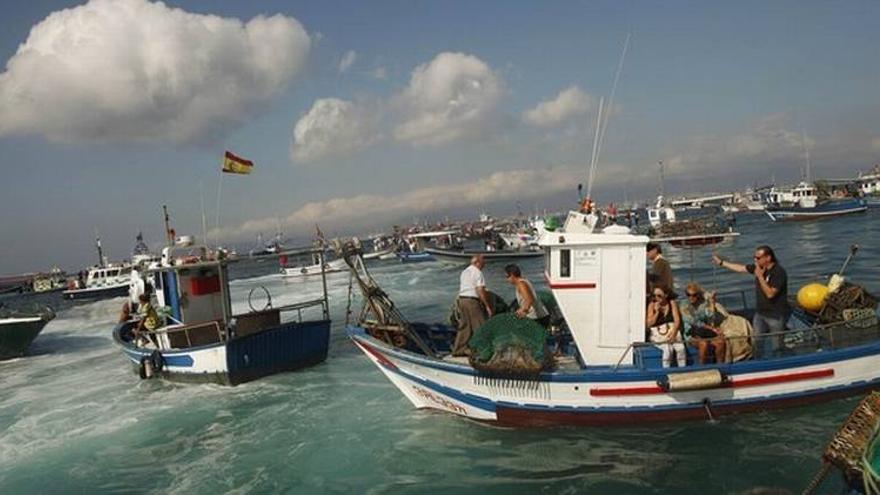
[662,114,812,176]
[291,98,380,163]
[523,86,593,127]
[369,66,387,80]
[216,166,583,239]
[338,50,357,73]
[393,52,503,146]
[0,0,310,144]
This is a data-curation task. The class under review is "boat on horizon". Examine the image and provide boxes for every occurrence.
[0,304,55,360]
[341,210,880,427]
[113,243,331,385]
[765,182,867,222]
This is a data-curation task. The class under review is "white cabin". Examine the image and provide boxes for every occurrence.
[540,211,648,366]
[768,181,817,208]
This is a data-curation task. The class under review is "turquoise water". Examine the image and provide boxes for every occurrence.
[1,210,879,493]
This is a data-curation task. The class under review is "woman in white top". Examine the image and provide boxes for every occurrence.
[504,264,550,327]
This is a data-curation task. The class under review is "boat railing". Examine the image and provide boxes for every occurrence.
[151,320,225,349]
[272,298,330,323]
[625,311,879,370]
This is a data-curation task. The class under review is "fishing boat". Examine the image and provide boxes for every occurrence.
[113,243,331,385]
[0,304,55,360]
[341,210,880,426]
[765,182,867,221]
[395,230,458,263]
[280,251,346,278]
[424,246,542,264]
[857,165,880,207]
[62,234,157,301]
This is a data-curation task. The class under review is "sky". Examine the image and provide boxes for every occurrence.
[1,0,879,274]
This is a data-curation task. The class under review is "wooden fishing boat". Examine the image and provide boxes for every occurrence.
[342,210,880,426]
[113,244,331,385]
[0,304,55,360]
[765,182,867,221]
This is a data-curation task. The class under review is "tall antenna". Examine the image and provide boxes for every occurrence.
[658,160,665,198]
[586,32,631,200]
[801,130,812,182]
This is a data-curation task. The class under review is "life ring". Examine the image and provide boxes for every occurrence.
[150,350,165,373]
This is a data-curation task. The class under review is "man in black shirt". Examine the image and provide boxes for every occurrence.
[712,245,789,358]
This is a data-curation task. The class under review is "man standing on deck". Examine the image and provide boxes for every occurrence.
[646,242,674,294]
[712,245,789,358]
[453,255,493,356]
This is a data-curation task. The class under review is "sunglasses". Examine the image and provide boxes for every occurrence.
[652,293,666,299]
[686,292,700,298]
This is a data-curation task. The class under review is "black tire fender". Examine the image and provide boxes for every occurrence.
[150,350,165,372]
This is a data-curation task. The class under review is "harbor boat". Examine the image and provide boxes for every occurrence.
[395,230,459,263]
[765,182,867,221]
[62,262,132,300]
[0,304,55,360]
[364,246,395,261]
[113,243,331,385]
[280,251,346,278]
[857,164,880,207]
[341,210,880,427]
[424,246,543,264]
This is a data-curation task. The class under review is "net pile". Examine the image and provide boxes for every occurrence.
[819,282,878,325]
[468,313,551,376]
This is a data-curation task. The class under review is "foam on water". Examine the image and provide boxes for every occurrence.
[1,210,879,492]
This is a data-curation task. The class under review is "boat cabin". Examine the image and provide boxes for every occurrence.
[768,182,817,208]
[85,264,132,288]
[540,211,648,365]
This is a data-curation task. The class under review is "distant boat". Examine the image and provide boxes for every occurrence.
[63,234,145,301]
[0,305,55,360]
[114,243,331,385]
[765,182,867,221]
[280,252,346,278]
[397,252,435,263]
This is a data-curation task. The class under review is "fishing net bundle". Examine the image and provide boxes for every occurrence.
[467,313,552,376]
[818,282,878,325]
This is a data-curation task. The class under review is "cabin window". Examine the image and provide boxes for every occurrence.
[560,249,571,278]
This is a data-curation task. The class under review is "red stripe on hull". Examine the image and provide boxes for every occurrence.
[497,383,879,427]
[590,368,835,396]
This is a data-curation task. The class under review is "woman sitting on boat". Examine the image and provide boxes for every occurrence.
[646,286,686,368]
[679,282,728,365]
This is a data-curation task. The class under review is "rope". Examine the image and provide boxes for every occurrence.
[802,463,831,495]
[344,270,354,327]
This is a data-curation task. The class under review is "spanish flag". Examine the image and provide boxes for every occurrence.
[222,151,254,175]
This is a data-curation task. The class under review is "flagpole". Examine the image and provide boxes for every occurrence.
[199,180,209,247]
[215,162,224,235]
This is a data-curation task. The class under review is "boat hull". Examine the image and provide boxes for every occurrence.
[424,247,543,264]
[396,252,435,263]
[114,319,331,385]
[349,326,880,426]
[765,199,868,222]
[62,284,129,301]
[0,313,54,360]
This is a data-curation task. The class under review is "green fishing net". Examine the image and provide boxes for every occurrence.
[468,313,550,375]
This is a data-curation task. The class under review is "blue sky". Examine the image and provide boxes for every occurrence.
[1,0,878,274]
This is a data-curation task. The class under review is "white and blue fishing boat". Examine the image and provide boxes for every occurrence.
[342,210,880,426]
[113,243,331,385]
[765,182,867,222]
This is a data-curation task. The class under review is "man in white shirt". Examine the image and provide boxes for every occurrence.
[452,255,493,356]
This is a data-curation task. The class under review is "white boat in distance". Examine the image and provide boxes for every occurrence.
[280,251,345,278]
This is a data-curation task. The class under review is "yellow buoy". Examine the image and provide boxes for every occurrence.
[797,283,829,312]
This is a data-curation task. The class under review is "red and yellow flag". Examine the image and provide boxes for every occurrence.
[222,151,254,174]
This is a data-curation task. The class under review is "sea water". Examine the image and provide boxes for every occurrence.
[1,210,879,493]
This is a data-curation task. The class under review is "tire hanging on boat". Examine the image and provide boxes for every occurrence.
[139,356,153,379]
[150,350,165,373]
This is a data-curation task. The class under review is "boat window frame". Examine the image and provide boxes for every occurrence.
[560,248,571,278]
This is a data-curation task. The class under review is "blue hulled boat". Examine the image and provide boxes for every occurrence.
[113,243,331,385]
[765,182,867,222]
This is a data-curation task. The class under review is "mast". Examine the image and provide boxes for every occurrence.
[95,234,105,267]
[801,131,812,182]
[163,205,174,246]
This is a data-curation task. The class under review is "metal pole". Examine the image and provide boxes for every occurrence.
[319,250,329,320]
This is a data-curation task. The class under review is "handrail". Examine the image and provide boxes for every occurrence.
[148,320,224,348]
